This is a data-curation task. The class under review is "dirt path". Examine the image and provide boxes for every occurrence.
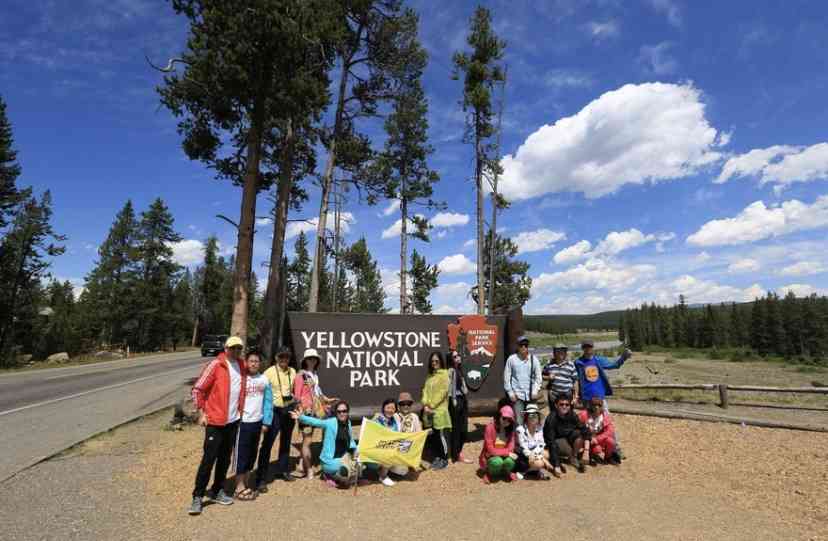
[134,413,827,541]
[2,407,825,540]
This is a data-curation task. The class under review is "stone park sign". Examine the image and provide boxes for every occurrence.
[286,312,521,412]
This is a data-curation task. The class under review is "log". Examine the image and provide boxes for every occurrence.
[609,406,828,433]
[725,385,828,394]
[614,383,718,391]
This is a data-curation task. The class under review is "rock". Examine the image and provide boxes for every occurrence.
[16,354,33,364]
[94,350,124,360]
[46,352,70,363]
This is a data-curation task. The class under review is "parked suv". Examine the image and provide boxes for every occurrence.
[201,335,229,357]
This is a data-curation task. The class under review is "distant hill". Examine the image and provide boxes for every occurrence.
[524,310,624,334]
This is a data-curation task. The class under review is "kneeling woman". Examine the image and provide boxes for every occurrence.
[515,404,552,479]
[478,405,518,484]
[290,401,358,487]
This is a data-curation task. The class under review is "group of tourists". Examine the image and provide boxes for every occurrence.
[186,333,631,515]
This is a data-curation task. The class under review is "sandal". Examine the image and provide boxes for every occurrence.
[235,488,257,501]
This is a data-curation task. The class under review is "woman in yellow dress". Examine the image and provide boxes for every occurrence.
[421,351,452,470]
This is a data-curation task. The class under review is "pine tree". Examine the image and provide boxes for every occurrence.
[0,95,25,232]
[781,291,803,357]
[660,306,674,347]
[0,191,65,364]
[308,1,417,312]
[750,296,767,355]
[765,293,786,356]
[344,238,386,313]
[675,295,688,346]
[157,0,336,339]
[287,232,311,312]
[471,232,531,313]
[82,201,139,346]
[453,6,506,314]
[171,271,194,349]
[409,249,439,314]
[134,198,182,351]
[618,311,627,343]
[729,302,746,347]
[375,19,440,314]
[200,236,224,335]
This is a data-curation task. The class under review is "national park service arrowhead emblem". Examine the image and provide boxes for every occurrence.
[447,315,498,391]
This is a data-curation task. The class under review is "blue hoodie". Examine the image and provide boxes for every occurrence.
[298,415,356,475]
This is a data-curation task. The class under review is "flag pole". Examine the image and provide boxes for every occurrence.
[354,418,367,495]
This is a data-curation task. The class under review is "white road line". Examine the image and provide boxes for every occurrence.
[0,364,200,418]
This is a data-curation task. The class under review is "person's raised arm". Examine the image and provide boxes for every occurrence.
[598,348,631,370]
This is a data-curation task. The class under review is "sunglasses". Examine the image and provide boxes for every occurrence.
[556,402,571,408]
[336,409,349,414]
[399,401,413,407]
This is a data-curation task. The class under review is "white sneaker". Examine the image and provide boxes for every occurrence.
[381,476,396,487]
[515,472,524,480]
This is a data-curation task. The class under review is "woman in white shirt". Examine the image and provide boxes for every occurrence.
[515,404,552,480]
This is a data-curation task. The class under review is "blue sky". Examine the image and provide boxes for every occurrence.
[2,0,828,314]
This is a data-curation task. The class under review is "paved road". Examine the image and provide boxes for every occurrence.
[0,351,207,482]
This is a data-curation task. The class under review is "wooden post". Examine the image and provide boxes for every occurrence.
[718,384,729,409]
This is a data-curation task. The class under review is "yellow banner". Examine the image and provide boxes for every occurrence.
[357,418,430,469]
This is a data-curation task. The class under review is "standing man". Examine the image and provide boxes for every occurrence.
[503,335,542,426]
[256,346,297,490]
[542,343,578,407]
[574,340,631,460]
[188,336,247,516]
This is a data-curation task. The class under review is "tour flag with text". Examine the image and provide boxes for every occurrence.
[356,418,430,469]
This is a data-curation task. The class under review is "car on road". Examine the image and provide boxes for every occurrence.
[200,335,229,357]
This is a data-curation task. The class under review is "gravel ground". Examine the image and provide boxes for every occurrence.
[133,413,827,541]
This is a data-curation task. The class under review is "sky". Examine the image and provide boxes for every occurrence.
[2,0,828,315]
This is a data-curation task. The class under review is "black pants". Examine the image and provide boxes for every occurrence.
[256,406,295,484]
[427,427,450,462]
[192,421,239,498]
[448,396,468,461]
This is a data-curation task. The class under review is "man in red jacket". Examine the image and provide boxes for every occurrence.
[189,336,247,516]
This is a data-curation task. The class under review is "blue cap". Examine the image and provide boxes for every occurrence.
[517,335,529,345]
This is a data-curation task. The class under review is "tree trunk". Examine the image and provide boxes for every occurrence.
[190,315,199,348]
[400,197,408,314]
[331,181,341,312]
[229,106,263,341]
[475,113,485,315]
[260,119,295,361]
[309,95,344,312]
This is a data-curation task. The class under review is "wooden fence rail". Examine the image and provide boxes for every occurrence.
[613,383,828,409]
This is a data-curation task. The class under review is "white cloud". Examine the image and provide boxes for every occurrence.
[255,217,271,226]
[639,42,678,75]
[168,239,204,266]
[687,195,828,247]
[544,69,593,89]
[436,230,447,239]
[498,83,722,201]
[594,228,657,256]
[513,229,566,254]
[380,267,400,297]
[437,254,476,275]
[286,212,355,240]
[382,200,400,217]
[463,238,476,250]
[777,261,827,277]
[647,0,682,27]
[694,251,712,263]
[534,259,657,293]
[640,274,762,305]
[779,283,825,297]
[553,240,592,265]
[716,143,828,192]
[727,258,760,274]
[585,20,619,40]
[430,212,469,228]
[655,232,676,252]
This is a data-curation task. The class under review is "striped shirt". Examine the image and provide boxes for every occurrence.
[543,360,577,398]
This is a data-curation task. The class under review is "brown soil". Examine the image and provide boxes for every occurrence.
[134,413,828,541]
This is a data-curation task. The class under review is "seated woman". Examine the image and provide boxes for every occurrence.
[543,393,591,475]
[578,396,619,465]
[392,392,424,477]
[290,400,358,488]
[478,405,518,484]
[370,398,400,486]
[515,404,551,480]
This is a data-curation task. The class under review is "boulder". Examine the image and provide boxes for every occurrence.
[16,354,33,364]
[46,352,70,363]
[94,350,124,360]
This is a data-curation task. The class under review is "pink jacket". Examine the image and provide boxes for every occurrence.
[478,421,516,469]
